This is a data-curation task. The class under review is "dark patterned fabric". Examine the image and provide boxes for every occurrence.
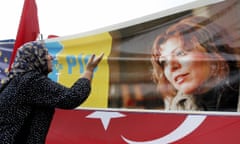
[0,41,91,144]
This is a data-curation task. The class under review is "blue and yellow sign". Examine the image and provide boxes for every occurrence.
[46,32,112,108]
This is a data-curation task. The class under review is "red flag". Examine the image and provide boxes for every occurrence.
[46,109,240,144]
[8,0,40,71]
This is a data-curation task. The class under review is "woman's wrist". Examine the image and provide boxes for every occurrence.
[82,70,93,81]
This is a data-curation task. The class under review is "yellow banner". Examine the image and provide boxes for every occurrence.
[53,32,112,108]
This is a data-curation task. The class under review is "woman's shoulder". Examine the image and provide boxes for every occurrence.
[16,71,44,78]
[12,71,47,85]
[22,71,44,77]
[0,71,47,95]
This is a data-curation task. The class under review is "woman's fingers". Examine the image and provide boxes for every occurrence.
[86,53,104,71]
[94,53,104,64]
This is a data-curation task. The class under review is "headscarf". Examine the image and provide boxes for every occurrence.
[1,40,49,88]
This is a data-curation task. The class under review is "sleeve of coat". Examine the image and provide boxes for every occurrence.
[23,72,91,109]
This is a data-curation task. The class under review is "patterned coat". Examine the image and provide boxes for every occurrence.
[0,41,91,144]
[0,72,91,144]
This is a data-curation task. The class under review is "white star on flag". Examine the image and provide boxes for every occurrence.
[86,111,126,130]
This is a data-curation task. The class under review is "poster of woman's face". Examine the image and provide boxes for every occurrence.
[108,0,240,112]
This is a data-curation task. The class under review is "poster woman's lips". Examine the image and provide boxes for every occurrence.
[174,73,189,84]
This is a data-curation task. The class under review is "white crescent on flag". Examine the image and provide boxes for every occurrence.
[121,115,207,144]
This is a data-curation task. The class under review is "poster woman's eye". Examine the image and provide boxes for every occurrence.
[175,49,186,57]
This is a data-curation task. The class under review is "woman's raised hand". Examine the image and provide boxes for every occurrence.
[82,53,104,80]
[86,53,104,72]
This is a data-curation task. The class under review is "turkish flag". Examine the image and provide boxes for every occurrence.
[8,0,40,71]
[46,109,240,144]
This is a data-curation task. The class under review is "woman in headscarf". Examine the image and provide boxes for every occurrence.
[0,40,104,143]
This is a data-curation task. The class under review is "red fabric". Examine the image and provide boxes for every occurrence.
[46,109,240,144]
[8,0,40,71]
[47,35,59,39]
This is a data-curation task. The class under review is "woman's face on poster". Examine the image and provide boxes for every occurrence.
[158,36,212,94]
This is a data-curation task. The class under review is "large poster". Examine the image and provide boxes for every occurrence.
[44,0,240,143]
[45,0,240,112]
[1,0,240,143]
